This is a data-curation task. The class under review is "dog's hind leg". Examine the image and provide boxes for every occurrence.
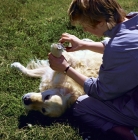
[11,62,47,78]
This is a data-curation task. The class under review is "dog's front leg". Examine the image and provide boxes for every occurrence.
[11,62,46,78]
[11,62,28,74]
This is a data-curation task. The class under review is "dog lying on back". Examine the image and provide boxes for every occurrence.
[11,42,102,117]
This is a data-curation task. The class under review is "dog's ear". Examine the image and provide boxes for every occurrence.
[66,90,82,108]
[67,94,77,108]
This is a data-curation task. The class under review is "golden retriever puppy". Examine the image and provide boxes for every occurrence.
[11,49,102,117]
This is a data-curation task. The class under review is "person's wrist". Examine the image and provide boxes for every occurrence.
[80,40,86,50]
[64,65,71,74]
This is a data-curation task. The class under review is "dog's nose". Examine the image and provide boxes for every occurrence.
[22,95,32,105]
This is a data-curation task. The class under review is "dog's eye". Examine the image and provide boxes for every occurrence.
[44,95,50,100]
[42,108,46,113]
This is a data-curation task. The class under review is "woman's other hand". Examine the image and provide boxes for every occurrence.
[59,33,84,52]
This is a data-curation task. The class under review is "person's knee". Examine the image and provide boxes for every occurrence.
[77,94,89,102]
[72,94,97,117]
[72,95,89,115]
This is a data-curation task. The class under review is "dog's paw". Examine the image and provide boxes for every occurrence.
[11,62,26,72]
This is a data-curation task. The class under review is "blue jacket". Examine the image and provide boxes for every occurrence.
[84,12,138,100]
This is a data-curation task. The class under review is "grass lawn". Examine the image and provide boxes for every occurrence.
[0,0,138,139]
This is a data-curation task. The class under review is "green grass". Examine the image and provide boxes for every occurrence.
[0,0,138,139]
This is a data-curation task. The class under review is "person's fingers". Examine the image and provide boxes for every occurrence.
[62,32,71,36]
[59,37,71,43]
[59,33,72,43]
[65,47,75,52]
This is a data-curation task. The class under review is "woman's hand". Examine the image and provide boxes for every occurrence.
[59,33,84,52]
[48,53,70,72]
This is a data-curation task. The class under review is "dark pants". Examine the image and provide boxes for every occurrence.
[72,94,138,131]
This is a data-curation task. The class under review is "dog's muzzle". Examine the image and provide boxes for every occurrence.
[22,94,32,105]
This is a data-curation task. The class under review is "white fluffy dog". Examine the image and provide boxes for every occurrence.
[11,43,102,117]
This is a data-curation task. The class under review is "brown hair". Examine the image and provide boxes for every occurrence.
[68,0,126,29]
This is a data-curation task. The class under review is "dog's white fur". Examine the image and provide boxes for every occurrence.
[11,49,102,117]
